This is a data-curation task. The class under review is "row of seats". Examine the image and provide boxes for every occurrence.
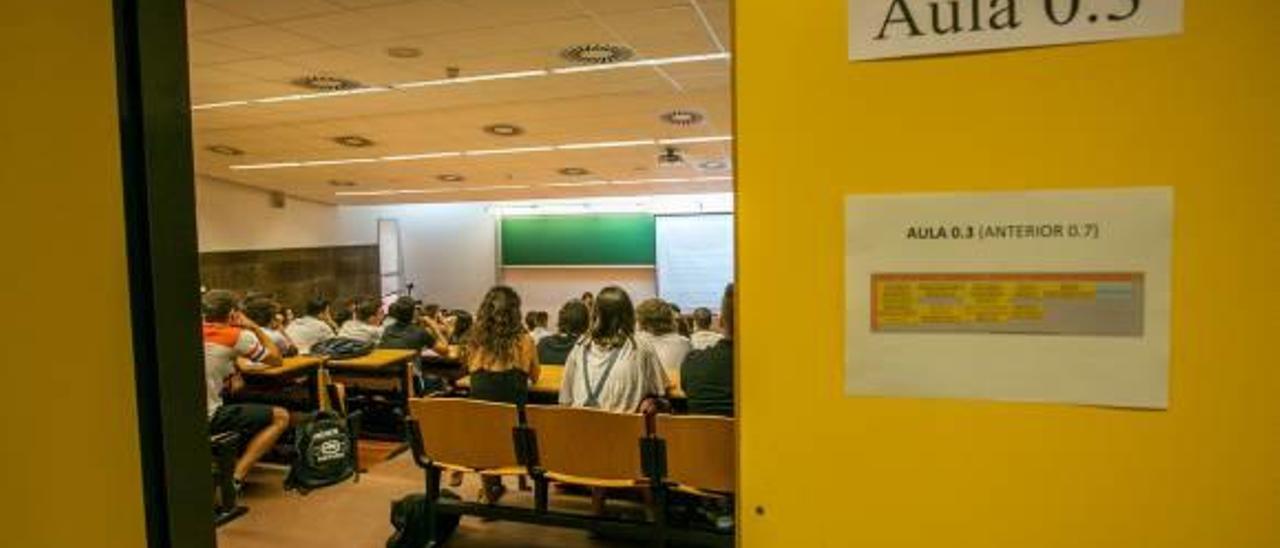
[406,397,735,545]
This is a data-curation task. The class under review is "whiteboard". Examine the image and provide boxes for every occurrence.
[656,214,734,311]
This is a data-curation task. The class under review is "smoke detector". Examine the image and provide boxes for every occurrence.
[658,146,685,166]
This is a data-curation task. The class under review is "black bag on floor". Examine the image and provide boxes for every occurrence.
[387,491,461,547]
[284,410,358,493]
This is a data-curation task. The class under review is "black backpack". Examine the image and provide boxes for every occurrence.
[284,410,358,493]
[386,491,461,547]
[310,337,374,360]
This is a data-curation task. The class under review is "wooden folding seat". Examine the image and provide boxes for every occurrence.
[656,415,736,496]
[524,405,648,488]
[407,397,524,478]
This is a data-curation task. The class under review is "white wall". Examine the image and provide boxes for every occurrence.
[500,267,658,323]
[195,176,374,251]
[195,177,497,309]
[344,204,498,311]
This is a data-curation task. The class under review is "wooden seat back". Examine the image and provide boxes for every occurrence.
[525,405,646,483]
[408,397,519,471]
[656,415,736,493]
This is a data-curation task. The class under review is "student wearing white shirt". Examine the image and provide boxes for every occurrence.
[337,298,384,344]
[524,310,552,343]
[689,307,724,350]
[285,297,337,354]
[560,287,668,414]
[633,298,692,378]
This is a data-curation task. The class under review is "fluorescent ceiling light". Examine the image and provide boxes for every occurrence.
[658,135,734,145]
[556,139,655,150]
[193,100,249,110]
[191,52,729,111]
[462,185,530,192]
[546,180,610,188]
[550,52,730,74]
[225,136,731,170]
[379,151,462,162]
[465,146,554,157]
[253,87,390,104]
[298,158,379,167]
[336,188,459,197]
[230,162,302,170]
[692,176,734,182]
[613,178,691,185]
[393,70,548,89]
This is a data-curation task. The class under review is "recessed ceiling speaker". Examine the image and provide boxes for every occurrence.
[436,174,466,183]
[328,180,357,187]
[483,123,524,137]
[558,167,590,176]
[291,75,362,91]
[205,145,245,156]
[559,44,635,65]
[660,110,705,126]
[332,135,376,148]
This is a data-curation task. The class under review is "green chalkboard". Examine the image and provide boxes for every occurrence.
[500,214,656,266]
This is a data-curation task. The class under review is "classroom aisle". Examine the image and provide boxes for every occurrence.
[218,451,638,548]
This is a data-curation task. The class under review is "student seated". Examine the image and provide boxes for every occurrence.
[560,286,668,414]
[380,296,446,353]
[201,290,290,489]
[537,300,589,366]
[635,298,692,379]
[462,286,540,503]
[525,310,552,343]
[681,284,735,417]
[337,297,383,343]
[286,297,337,355]
[689,307,724,351]
[243,296,297,357]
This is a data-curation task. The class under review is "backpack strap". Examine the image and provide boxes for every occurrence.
[580,341,624,409]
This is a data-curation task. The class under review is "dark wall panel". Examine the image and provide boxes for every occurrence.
[199,245,379,311]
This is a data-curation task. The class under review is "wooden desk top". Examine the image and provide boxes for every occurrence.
[241,355,324,378]
[328,348,417,370]
[458,366,686,399]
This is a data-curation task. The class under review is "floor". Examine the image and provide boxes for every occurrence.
[218,446,640,548]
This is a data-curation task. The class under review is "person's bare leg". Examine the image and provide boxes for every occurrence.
[234,406,289,481]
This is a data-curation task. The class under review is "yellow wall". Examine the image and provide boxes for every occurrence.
[0,2,147,547]
[736,1,1279,547]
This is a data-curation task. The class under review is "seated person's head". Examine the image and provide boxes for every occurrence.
[557,300,589,337]
[692,307,714,331]
[537,310,550,327]
[636,298,676,336]
[524,310,539,331]
[355,298,382,323]
[591,286,635,347]
[242,296,278,329]
[202,290,239,323]
[447,310,473,343]
[721,283,734,336]
[388,296,417,325]
[423,303,441,320]
[304,297,330,318]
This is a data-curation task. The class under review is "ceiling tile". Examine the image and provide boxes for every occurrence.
[200,25,331,56]
[198,0,342,22]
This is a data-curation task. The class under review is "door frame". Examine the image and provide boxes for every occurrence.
[114,0,213,546]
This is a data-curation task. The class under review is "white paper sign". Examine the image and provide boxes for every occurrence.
[845,188,1172,408]
[849,0,1183,61]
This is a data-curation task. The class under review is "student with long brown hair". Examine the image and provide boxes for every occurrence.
[560,286,668,413]
[461,285,540,503]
